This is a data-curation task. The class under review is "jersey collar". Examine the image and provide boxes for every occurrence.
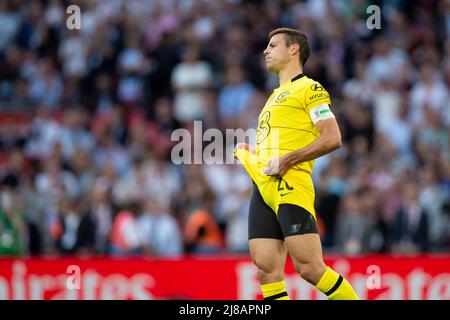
[291,73,305,82]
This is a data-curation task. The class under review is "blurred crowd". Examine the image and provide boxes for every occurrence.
[0,0,449,257]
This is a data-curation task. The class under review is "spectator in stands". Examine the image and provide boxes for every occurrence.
[184,190,223,254]
[35,157,79,202]
[392,183,429,252]
[88,178,115,254]
[0,176,26,255]
[418,166,447,248]
[335,191,372,254]
[171,45,213,123]
[28,58,63,109]
[53,195,96,255]
[410,63,449,126]
[109,205,143,256]
[218,65,256,128]
[137,198,183,257]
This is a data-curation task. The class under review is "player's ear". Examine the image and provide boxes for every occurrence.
[290,43,300,56]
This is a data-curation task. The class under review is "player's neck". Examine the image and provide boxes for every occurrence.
[278,64,303,86]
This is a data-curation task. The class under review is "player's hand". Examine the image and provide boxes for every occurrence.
[263,154,291,176]
[234,143,255,158]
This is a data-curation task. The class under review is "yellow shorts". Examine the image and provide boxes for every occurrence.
[234,148,316,220]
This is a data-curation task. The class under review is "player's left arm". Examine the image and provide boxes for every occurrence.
[284,114,342,163]
[264,112,341,176]
[264,82,341,176]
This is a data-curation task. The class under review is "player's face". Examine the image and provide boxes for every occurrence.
[263,34,290,73]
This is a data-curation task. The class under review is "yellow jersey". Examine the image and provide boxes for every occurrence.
[255,74,331,174]
[235,74,332,216]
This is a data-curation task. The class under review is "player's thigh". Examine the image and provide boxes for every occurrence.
[284,234,324,265]
[248,184,284,241]
[277,204,325,266]
[248,184,287,272]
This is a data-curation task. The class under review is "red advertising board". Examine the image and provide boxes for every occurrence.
[0,255,448,300]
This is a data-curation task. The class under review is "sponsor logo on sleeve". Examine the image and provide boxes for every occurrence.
[308,92,329,101]
[311,83,325,91]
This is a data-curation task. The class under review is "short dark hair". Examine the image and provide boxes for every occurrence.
[268,28,310,67]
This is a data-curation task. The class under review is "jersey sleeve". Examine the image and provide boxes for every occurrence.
[303,81,332,111]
